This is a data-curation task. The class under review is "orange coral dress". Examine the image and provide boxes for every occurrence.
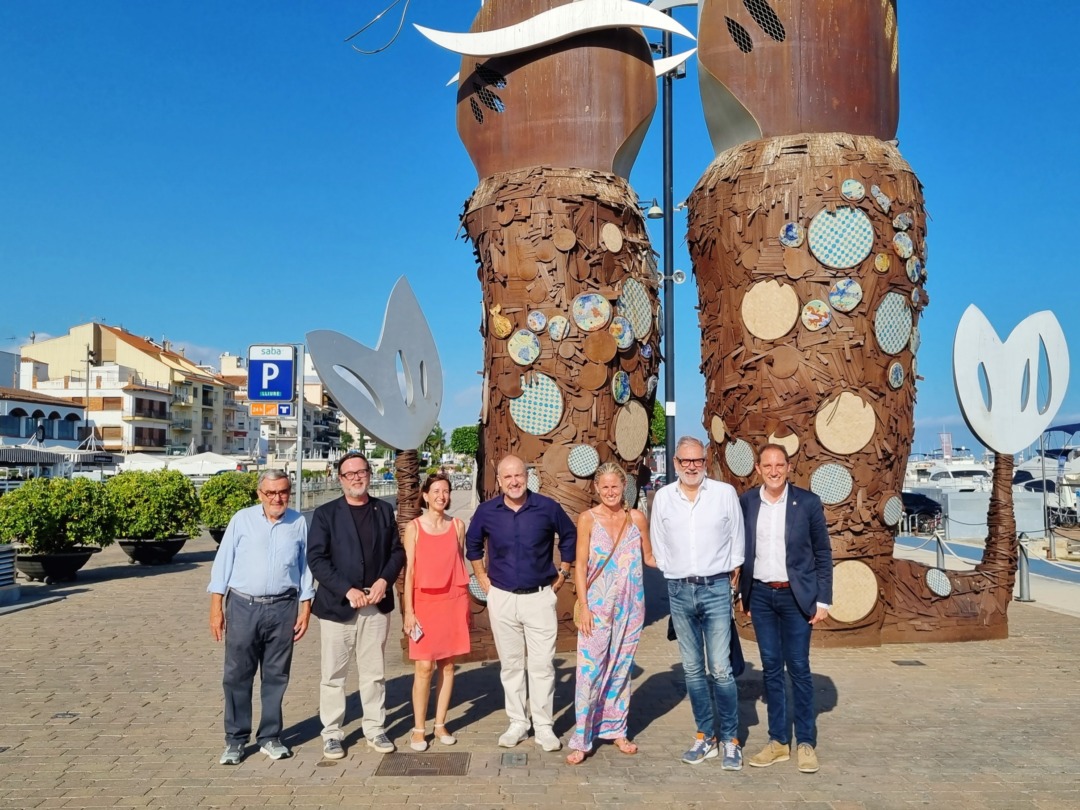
[409,518,471,661]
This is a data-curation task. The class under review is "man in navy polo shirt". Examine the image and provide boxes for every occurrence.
[466,455,576,752]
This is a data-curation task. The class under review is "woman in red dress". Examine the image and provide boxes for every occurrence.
[402,473,471,751]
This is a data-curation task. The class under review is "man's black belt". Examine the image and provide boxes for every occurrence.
[673,574,729,586]
[228,588,298,604]
[509,584,549,594]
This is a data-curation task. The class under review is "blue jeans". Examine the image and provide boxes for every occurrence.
[749,584,815,747]
[667,578,738,742]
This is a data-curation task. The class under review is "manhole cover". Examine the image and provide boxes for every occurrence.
[374,752,470,777]
[501,752,528,767]
[892,660,926,667]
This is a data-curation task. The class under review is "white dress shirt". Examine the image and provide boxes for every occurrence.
[753,484,789,583]
[650,478,745,579]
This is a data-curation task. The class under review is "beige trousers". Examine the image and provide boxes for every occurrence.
[487,585,558,730]
[317,607,390,741]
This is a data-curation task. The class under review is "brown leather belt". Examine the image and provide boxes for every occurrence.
[765,581,790,589]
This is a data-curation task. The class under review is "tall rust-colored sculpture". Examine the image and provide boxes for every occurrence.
[686,0,1011,645]
[416,0,690,660]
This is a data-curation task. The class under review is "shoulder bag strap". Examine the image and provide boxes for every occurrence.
[585,510,631,592]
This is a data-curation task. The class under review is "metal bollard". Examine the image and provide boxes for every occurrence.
[1016,533,1034,603]
[935,531,945,570]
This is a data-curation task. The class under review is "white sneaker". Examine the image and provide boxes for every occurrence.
[534,727,562,752]
[498,722,529,748]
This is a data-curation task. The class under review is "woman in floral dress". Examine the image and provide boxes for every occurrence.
[566,462,655,764]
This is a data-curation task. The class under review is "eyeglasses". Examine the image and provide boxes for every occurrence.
[341,470,370,481]
[260,489,290,501]
[676,457,706,467]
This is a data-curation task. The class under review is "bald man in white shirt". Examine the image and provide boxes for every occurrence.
[650,436,745,770]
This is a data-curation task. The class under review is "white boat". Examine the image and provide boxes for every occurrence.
[904,447,993,493]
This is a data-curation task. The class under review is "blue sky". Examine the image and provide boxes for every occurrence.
[2,2,1078,457]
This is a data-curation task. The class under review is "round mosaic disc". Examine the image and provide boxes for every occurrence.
[830,560,878,624]
[906,256,922,283]
[892,211,914,231]
[646,375,658,396]
[601,222,624,253]
[801,299,832,331]
[926,568,953,598]
[912,356,918,378]
[768,430,800,458]
[526,310,547,332]
[624,476,638,509]
[527,468,541,493]
[779,222,805,248]
[567,444,600,478]
[841,178,865,201]
[887,361,905,389]
[874,292,913,355]
[815,391,876,455]
[617,278,652,340]
[874,253,891,273]
[508,373,563,435]
[809,463,853,505]
[639,343,653,359]
[611,371,631,404]
[892,231,914,259]
[807,206,875,269]
[609,315,635,350]
[710,415,726,443]
[911,287,923,308]
[910,327,921,354]
[828,278,863,313]
[614,400,649,461]
[572,293,613,332]
[725,439,755,477]
[883,495,904,526]
[507,329,541,366]
[547,315,569,342]
[742,280,800,340]
[553,228,577,252]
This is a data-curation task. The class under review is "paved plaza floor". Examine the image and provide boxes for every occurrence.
[2,527,1079,809]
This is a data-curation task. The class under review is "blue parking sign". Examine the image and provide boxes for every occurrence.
[248,345,296,402]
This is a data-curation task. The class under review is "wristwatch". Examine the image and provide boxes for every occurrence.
[555,567,570,580]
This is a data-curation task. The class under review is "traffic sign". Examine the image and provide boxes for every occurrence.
[277,403,293,417]
[248,345,295,402]
[249,401,277,417]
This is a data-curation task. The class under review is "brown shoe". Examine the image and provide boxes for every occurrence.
[797,743,819,773]
[748,739,790,768]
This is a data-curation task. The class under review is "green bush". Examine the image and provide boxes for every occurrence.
[199,472,258,529]
[106,469,200,540]
[0,478,115,553]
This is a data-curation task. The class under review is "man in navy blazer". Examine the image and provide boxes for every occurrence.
[739,443,832,774]
[307,451,405,760]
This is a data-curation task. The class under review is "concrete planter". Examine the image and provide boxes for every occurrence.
[13,546,101,584]
[117,536,188,565]
[0,544,19,605]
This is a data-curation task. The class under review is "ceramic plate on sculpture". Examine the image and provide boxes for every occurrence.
[572,293,613,332]
[611,371,631,404]
[527,310,548,332]
[547,315,570,341]
[801,300,832,331]
[779,222,805,248]
[742,280,800,340]
[828,278,863,313]
[809,463,853,505]
[609,315,635,349]
[725,439,755,477]
[841,179,865,201]
[892,231,914,259]
[567,444,600,478]
[807,206,875,269]
[874,292,913,355]
[507,329,542,366]
[508,373,563,435]
[617,278,652,340]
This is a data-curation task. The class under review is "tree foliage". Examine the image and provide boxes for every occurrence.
[0,477,116,553]
[338,430,355,452]
[106,470,200,540]
[450,424,480,457]
[650,400,666,448]
[424,422,447,457]
[198,471,258,529]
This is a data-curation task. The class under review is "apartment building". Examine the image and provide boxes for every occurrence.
[21,323,240,454]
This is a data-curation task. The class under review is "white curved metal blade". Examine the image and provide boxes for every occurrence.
[654,47,696,77]
[414,0,695,58]
[306,277,443,451]
[953,305,1070,455]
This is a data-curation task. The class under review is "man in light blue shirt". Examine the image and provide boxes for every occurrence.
[208,470,315,766]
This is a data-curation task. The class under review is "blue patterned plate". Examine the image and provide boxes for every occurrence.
[828,278,863,313]
[509,373,564,435]
[807,207,874,269]
[507,329,541,366]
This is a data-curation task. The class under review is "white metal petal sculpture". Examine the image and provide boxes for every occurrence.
[306,277,442,452]
[414,0,695,57]
[953,304,1070,455]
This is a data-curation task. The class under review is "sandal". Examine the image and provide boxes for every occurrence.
[433,723,457,745]
[409,729,428,752]
[565,749,587,766]
[613,737,638,755]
